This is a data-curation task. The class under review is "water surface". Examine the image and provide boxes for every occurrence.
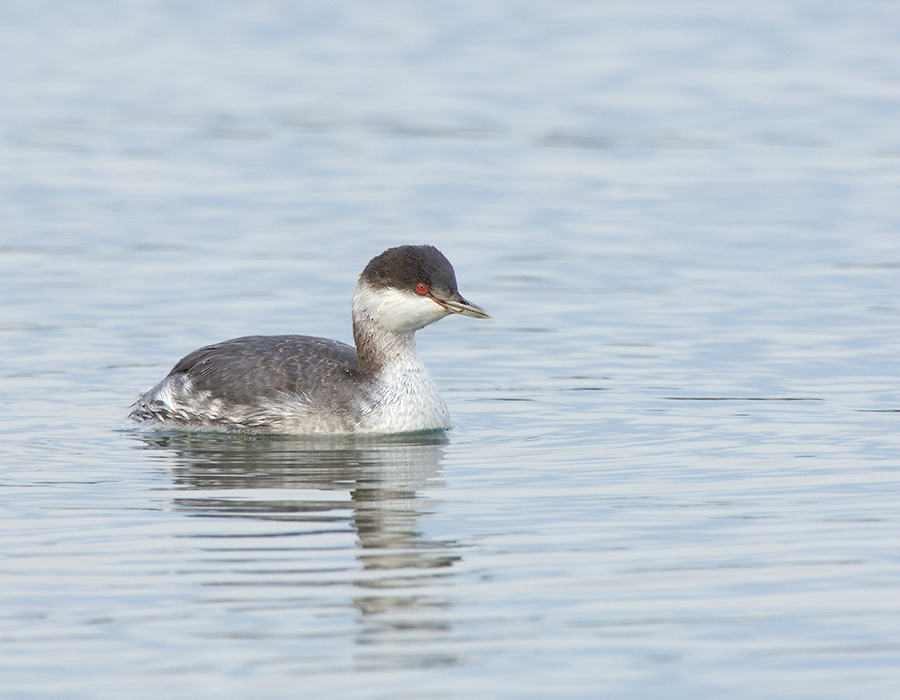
[2,1,900,698]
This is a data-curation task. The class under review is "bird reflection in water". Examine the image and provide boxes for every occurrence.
[138,430,461,670]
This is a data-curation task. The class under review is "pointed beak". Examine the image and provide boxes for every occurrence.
[433,294,491,319]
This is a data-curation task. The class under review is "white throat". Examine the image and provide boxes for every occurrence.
[350,280,452,431]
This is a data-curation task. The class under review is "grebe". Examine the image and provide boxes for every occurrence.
[129,245,489,434]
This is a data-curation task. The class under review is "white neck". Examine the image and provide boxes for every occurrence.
[350,282,452,431]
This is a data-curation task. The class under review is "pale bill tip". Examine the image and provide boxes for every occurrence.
[437,296,491,319]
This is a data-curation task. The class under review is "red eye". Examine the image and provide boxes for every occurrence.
[414,282,429,295]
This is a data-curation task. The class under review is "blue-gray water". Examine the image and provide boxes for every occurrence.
[2,1,900,698]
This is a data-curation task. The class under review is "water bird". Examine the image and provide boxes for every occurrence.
[129,245,490,434]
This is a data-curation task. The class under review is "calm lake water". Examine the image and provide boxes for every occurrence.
[2,1,900,698]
